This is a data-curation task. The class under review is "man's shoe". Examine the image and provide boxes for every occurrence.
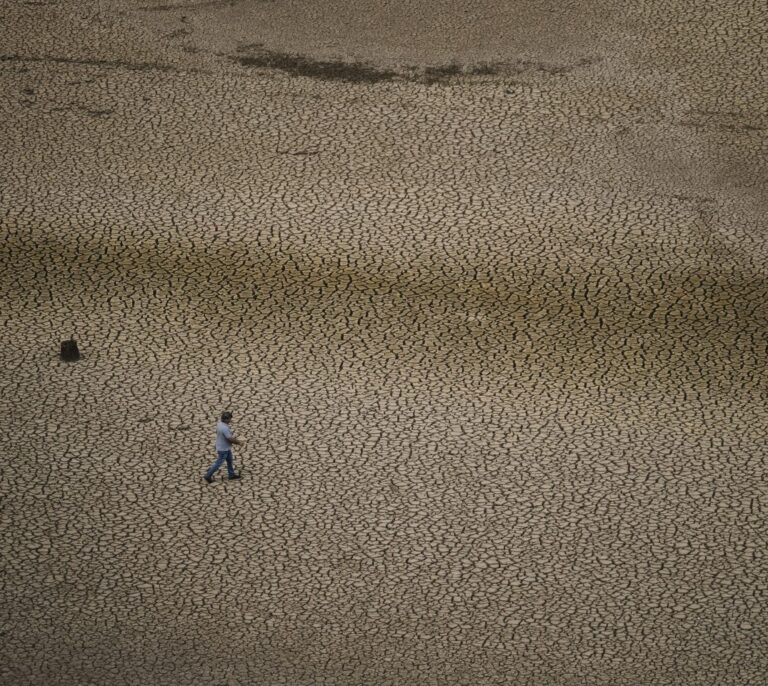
[204,475,213,483]
[228,473,242,480]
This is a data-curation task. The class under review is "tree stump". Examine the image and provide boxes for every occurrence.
[60,338,80,362]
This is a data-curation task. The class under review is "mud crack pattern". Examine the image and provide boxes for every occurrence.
[1,0,767,684]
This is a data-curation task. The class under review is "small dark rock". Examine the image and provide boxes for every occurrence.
[60,338,80,362]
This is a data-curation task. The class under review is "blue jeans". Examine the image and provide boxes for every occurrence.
[206,450,236,479]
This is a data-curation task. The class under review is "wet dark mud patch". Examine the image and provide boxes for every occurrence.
[420,63,463,85]
[233,48,399,84]
[137,0,258,12]
[469,62,504,76]
[412,56,599,83]
[233,47,599,85]
[234,48,501,85]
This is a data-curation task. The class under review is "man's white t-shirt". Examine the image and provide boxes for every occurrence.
[215,421,234,452]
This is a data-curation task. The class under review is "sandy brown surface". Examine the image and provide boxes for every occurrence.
[2,1,767,684]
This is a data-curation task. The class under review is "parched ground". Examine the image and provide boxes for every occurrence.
[1,1,767,684]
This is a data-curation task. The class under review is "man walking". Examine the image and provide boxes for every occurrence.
[204,411,242,483]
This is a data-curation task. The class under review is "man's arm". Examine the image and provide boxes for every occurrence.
[224,426,242,446]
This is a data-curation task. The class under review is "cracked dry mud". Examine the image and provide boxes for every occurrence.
[1,1,767,685]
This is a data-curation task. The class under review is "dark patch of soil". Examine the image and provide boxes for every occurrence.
[138,0,253,12]
[420,63,462,84]
[469,62,504,76]
[234,49,399,84]
[233,47,599,85]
